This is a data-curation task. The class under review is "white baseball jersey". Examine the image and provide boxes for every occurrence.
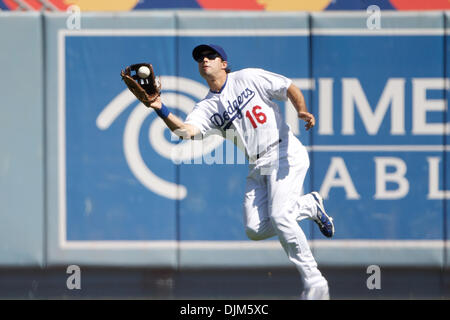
[185,68,294,159]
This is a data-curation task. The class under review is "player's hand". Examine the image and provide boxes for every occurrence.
[147,96,162,110]
[298,111,315,130]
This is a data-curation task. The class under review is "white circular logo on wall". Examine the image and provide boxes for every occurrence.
[96,76,224,200]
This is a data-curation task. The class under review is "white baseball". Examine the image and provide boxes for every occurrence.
[137,66,151,79]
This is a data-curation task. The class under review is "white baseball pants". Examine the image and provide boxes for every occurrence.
[243,133,328,290]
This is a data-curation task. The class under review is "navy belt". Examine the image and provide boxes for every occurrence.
[256,139,282,160]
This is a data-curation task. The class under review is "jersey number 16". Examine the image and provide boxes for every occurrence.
[245,105,267,129]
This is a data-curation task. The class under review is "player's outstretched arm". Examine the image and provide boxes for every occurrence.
[287,83,315,131]
[147,96,200,139]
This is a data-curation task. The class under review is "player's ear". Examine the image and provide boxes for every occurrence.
[221,60,228,71]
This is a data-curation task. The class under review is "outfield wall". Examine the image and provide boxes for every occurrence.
[0,11,449,269]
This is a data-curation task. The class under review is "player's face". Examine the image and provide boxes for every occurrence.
[197,50,227,78]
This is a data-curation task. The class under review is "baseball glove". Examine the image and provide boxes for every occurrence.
[120,63,161,106]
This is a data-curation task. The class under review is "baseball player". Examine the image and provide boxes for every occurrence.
[126,44,335,300]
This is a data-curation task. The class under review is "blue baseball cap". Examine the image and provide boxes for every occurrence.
[192,44,228,62]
